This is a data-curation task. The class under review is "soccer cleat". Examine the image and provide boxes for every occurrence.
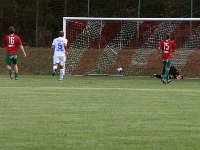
[162,79,167,84]
[15,78,19,80]
[59,78,63,81]
[167,80,171,84]
[10,73,13,80]
[152,74,156,78]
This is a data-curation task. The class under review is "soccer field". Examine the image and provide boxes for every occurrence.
[0,75,200,150]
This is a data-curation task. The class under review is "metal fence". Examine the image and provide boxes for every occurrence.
[0,0,199,47]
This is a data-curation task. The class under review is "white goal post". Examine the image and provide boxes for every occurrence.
[62,17,200,76]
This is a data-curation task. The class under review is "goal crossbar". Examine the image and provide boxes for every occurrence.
[63,17,200,21]
[63,17,200,38]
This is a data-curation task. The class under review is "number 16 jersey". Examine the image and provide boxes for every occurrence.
[3,34,22,54]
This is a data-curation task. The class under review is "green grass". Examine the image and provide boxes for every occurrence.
[0,75,200,150]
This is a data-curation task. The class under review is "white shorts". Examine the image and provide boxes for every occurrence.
[53,55,66,66]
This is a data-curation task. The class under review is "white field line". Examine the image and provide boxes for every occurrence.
[0,87,200,92]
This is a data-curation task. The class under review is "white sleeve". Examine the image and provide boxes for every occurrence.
[52,39,55,46]
[64,39,68,44]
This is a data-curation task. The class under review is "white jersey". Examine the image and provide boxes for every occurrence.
[52,37,68,57]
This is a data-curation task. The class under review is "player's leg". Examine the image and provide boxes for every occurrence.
[59,56,65,81]
[52,56,59,76]
[63,54,66,75]
[163,59,172,83]
[13,54,19,80]
[162,60,167,83]
[59,65,64,81]
[153,74,162,79]
[5,54,13,79]
[13,64,19,80]
[162,60,169,83]
[6,65,13,79]
[52,64,58,76]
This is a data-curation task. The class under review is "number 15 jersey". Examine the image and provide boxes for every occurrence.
[52,37,68,57]
[159,39,176,59]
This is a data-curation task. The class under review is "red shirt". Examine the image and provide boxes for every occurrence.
[3,34,22,54]
[159,39,176,59]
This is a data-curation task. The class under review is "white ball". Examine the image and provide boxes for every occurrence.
[116,67,123,72]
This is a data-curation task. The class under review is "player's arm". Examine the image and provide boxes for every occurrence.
[64,39,68,55]
[51,43,55,49]
[3,36,7,47]
[19,45,26,58]
[64,43,67,54]
[157,42,162,58]
[172,41,177,52]
[18,37,26,58]
[52,39,55,49]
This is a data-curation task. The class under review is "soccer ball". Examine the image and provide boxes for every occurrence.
[116,67,123,73]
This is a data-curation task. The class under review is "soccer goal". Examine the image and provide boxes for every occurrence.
[63,17,200,76]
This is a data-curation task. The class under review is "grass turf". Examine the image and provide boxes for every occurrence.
[0,75,200,150]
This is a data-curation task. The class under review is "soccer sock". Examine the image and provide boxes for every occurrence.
[60,69,64,79]
[7,67,13,74]
[53,66,57,72]
[15,73,19,79]
[164,69,169,81]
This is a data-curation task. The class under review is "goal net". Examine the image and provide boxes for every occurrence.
[63,17,200,76]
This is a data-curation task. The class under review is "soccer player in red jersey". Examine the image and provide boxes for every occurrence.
[3,26,26,80]
[158,33,176,84]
